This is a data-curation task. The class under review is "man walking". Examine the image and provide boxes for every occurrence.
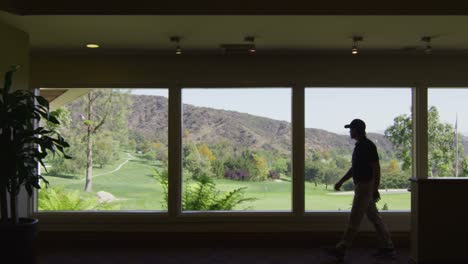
[326,119,396,261]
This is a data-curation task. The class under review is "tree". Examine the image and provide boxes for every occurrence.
[305,159,322,186]
[183,143,213,178]
[321,164,343,189]
[427,107,464,176]
[384,114,412,171]
[81,90,113,192]
[93,131,119,168]
[45,107,86,176]
[154,144,168,164]
[47,133,86,176]
[104,89,132,146]
[211,158,226,178]
[66,89,132,192]
[46,107,72,131]
[385,106,465,177]
[334,155,349,170]
[43,90,132,186]
[271,157,291,178]
[386,159,401,175]
[197,144,216,161]
[462,157,468,177]
[252,154,268,181]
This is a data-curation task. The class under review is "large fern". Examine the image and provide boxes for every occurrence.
[38,186,120,211]
[208,187,256,210]
[154,169,256,211]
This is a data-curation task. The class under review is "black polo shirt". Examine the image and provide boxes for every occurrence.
[352,137,379,183]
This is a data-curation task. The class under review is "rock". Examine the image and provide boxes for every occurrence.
[97,191,116,203]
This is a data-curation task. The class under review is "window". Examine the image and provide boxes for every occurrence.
[182,88,292,211]
[38,88,168,211]
[428,88,468,178]
[304,88,412,211]
[37,85,413,215]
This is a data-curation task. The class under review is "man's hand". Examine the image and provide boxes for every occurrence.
[373,190,381,203]
[334,181,343,191]
[335,168,352,191]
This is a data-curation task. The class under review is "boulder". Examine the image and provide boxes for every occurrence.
[97,191,116,203]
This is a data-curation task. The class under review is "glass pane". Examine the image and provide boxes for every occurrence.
[38,88,168,211]
[428,89,468,178]
[182,88,292,211]
[305,88,412,211]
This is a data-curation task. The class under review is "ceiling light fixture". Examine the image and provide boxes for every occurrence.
[351,36,363,55]
[86,43,100,49]
[244,36,257,54]
[170,36,182,55]
[421,36,433,54]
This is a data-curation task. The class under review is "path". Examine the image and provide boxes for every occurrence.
[80,153,135,181]
[327,189,410,195]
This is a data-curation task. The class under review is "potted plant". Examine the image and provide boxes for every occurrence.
[0,66,70,262]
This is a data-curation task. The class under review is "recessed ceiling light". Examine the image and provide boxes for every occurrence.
[86,44,100,49]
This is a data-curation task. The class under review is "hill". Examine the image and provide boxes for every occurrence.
[129,95,397,158]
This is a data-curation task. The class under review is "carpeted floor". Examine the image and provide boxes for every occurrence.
[37,247,410,264]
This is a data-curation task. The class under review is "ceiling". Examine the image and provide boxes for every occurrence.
[2,0,468,15]
[40,88,67,102]
[2,12,468,54]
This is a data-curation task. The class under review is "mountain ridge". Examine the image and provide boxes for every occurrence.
[129,94,398,157]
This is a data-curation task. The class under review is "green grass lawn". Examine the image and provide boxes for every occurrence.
[43,152,167,211]
[215,179,410,211]
[42,153,411,211]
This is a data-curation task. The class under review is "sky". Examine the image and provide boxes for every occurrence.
[131,88,467,135]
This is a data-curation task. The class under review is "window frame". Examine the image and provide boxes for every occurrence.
[31,82,421,232]
[302,86,414,213]
[426,86,468,179]
[180,86,295,213]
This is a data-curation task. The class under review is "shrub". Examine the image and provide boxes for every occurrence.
[342,181,354,191]
[381,203,389,211]
[380,171,410,189]
[268,170,280,180]
[141,151,155,161]
[224,169,251,181]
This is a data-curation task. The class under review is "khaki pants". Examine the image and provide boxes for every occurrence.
[337,179,394,249]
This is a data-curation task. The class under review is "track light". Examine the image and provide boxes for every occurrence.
[351,36,363,55]
[175,46,182,55]
[244,36,257,54]
[421,36,432,54]
[170,36,182,55]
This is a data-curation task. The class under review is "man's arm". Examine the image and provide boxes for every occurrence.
[334,168,352,191]
[371,161,381,202]
[371,161,381,187]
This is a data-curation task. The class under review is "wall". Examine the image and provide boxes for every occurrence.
[30,52,420,233]
[0,19,29,90]
[410,178,468,263]
[31,53,468,88]
[0,18,31,218]
[30,51,468,262]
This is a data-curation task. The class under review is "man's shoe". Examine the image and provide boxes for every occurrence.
[324,247,345,262]
[372,248,397,259]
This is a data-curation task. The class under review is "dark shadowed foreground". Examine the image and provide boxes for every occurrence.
[38,247,409,264]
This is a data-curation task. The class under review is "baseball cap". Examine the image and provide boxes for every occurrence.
[344,119,366,131]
